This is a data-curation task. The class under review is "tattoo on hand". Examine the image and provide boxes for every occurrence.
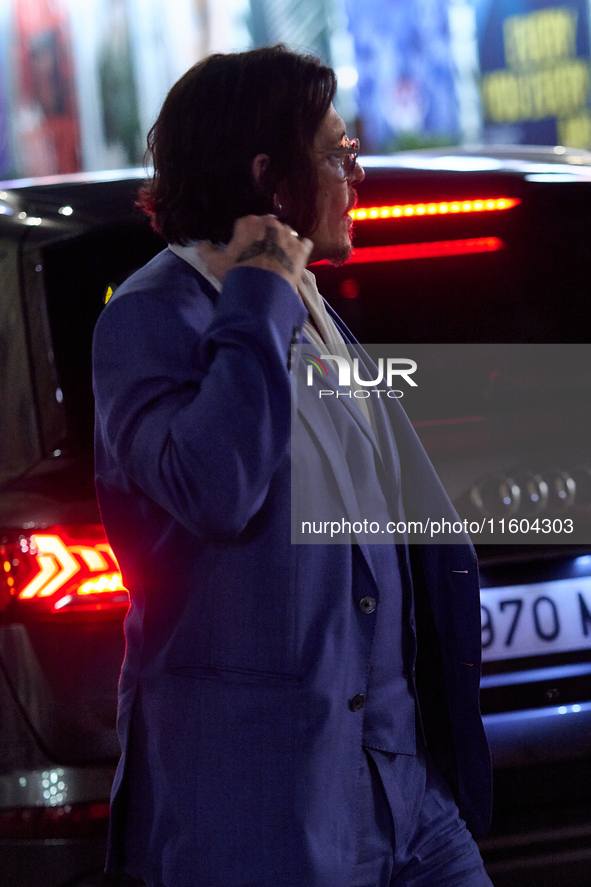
[236,227,295,274]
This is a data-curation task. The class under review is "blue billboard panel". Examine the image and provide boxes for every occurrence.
[477,0,591,147]
[346,0,460,152]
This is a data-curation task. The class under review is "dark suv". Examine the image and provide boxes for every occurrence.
[1,150,591,886]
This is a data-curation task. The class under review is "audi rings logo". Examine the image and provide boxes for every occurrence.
[470,466,591,518]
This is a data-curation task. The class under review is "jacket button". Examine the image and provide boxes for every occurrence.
[349,694,366,712]
[358,596,377,614]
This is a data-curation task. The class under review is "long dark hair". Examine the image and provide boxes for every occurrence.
[138,45,337,244]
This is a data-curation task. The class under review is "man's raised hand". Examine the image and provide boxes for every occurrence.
[199,214,312,290]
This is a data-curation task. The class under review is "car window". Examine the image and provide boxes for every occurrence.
[40,223,164,451]
[0,239,42,487]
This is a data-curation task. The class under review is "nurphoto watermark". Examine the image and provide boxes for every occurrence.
[290,343,591,545]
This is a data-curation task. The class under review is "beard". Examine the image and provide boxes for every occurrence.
[310,223,355,267]
[326,224,355,266]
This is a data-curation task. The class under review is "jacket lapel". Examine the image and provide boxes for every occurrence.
[292,357,381,586]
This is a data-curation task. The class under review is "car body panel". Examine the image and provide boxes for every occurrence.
[1,151,590,884]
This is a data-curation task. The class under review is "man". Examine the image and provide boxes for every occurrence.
[93,45,492,887]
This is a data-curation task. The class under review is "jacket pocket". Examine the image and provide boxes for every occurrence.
[166,664,302,685]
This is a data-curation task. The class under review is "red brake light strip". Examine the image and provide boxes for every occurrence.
[311,237,505,266]
[350,197,521,221]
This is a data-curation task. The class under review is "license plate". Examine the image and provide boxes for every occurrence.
[480,576,591,661]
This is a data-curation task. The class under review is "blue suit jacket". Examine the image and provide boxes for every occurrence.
[93,248,491,887]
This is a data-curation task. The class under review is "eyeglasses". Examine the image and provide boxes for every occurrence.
[317,136,360,178]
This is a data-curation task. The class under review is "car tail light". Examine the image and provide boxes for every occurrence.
[311,237,505,266]
[0,801,110,839]
[350,197,521,221]
[0,525,128,620]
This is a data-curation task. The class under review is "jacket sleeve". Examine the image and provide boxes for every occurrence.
[93,265,307,539]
